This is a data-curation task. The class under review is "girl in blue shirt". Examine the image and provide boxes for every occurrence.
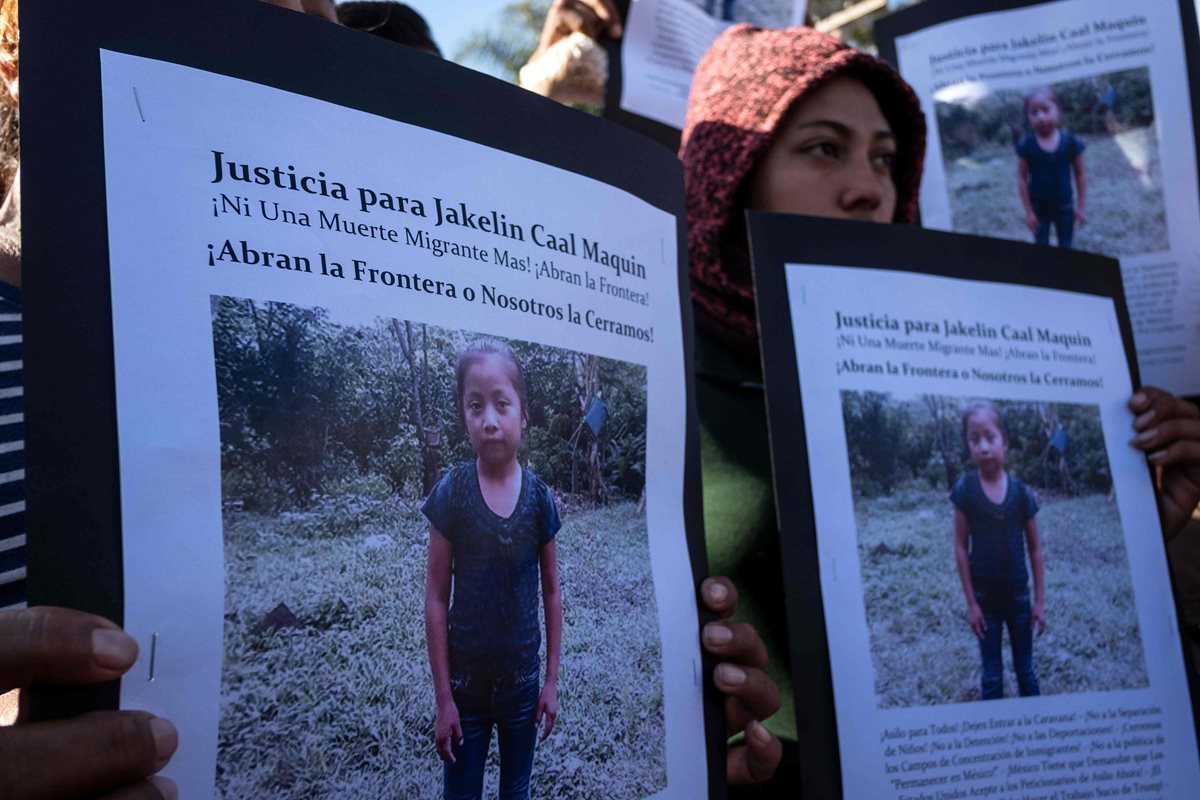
[1017,87,1087,249]
[424,338,562,800]
[952,401,1046,700]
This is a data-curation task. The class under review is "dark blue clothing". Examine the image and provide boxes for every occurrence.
[950,470,1038,585]
[0,285,23,611]
[1032,198,1076,249]
[1017,130,1085,205]
[975,582,1040,699]
[952,470,1040,699]
[423,461,561,684]
[444,664,540,800]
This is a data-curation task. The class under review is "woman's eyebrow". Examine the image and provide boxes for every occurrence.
[790,120,896,142]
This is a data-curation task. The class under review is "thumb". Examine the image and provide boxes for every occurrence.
[727,720,781,785]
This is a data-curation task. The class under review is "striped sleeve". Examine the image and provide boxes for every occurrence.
[0,294,24,610]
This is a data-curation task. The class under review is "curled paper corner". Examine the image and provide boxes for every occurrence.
[519,32,608,107]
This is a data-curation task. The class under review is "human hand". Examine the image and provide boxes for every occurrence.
[1074,207,1087,226]
[1129,387,1200,539]
[1031,603,1047,636]
[966,603,986,639]
[700,577,782,785]
[1025,211,1039,233]
[534,0,622,60]
[535,680,558,741]
[434,699,463,764]
[0,607,178,799]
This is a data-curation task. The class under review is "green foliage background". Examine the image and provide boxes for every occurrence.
[213,296,648,511]
[842,392,1112,498]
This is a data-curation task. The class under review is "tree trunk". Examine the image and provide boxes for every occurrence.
[391,320,441,495]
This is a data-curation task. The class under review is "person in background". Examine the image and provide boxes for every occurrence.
[679,26,926,792]
[678,22,1200,795]
[336,1,441,55]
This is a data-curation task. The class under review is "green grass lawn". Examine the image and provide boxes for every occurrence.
[216,497,666,799]
[945,127,1169,257]
[855,490,1147,709]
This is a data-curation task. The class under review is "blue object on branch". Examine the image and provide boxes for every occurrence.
[584,396,608,436]
[1049,427,1068,455]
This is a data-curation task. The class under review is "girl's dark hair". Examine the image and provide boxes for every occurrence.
[1024,87,1061,116]
[455,338,528,422]
[961,401,1008,446]
[337,2,441,56]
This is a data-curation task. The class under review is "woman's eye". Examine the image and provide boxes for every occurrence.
[873,151,895,172]
[803,141,839,159]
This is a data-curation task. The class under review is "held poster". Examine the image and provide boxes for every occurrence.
[877,0,1200,397]
[750,215,1200,800]
[22,1,715,797]
[608,0,807,145]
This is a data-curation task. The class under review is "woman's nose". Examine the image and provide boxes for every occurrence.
[837,158,884,216]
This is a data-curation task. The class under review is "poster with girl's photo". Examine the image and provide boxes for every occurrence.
[842,392,1147,710]
[877,0,1200,397]
[748,213,1200,800]
[212,297,664,799]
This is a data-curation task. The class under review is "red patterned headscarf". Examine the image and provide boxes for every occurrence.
[680,25,927,346]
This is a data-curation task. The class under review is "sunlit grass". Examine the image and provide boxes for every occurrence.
[944,127,1169,257]
[216,497,666,799]
[856,490,1148,709]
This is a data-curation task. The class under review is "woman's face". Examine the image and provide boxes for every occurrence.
[746,76,897,223]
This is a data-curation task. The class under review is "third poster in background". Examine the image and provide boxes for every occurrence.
[878,0,1200,397]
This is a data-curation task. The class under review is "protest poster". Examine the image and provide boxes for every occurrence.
[750,213,1200,799]
[21,0,720,796]
[606,0,808,148]
[877,0,1200,399]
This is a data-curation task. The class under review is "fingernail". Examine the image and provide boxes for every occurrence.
[1131,391,1147,408]
[149,776,179,800]
[150,717,178,765]
[91,628,138,670]
[703,623,733,646]
[1135,410,1155,428]
[704,580,728,604]
[717,663,746,686]
[1148,449,1167,463]
[1137,428,1157,444]
[750,719,772,744]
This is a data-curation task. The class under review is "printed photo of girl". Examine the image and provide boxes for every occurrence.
[211,300,666,799]
[423,339,562,799]
[952,401,1045,700]
[842,391,1147,708]
[934,67,1168,257]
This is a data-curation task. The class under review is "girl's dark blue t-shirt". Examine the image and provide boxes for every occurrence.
[423,461,561,683]
[951,470,1038,585]
[1017,131,1085,205]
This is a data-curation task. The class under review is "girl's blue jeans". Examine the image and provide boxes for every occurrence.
[1032,199,1075,249]
[444,666,540,800]
[975,582,1040,700]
